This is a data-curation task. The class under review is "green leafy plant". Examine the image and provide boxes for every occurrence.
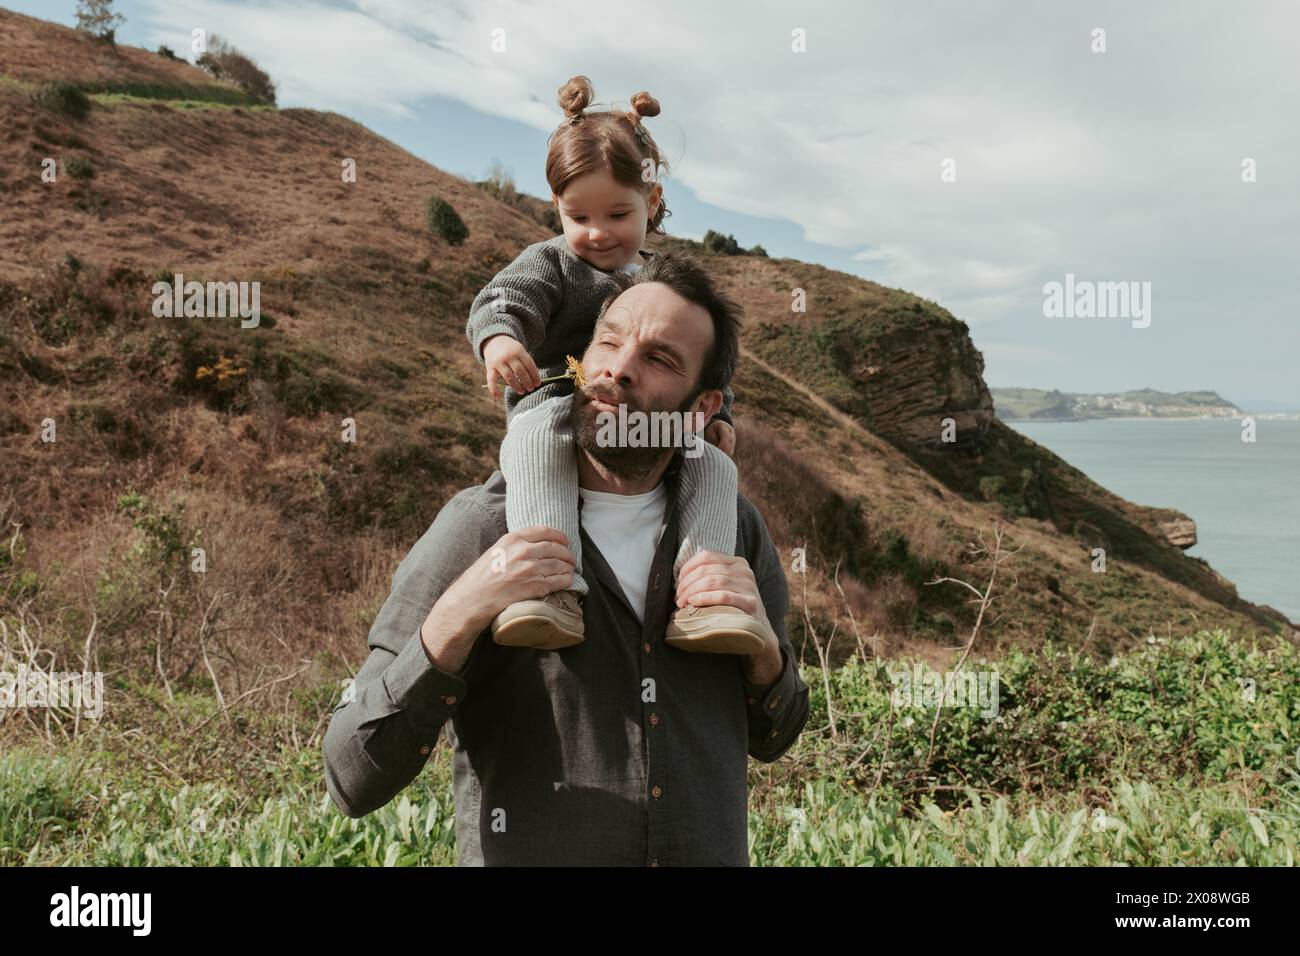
[64,156,95,180]
[425,196,468,245]
[32,82,91,120]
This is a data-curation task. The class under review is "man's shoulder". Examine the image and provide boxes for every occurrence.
[440,471,507,530]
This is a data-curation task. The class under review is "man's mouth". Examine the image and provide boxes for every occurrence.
[583,386,629,413]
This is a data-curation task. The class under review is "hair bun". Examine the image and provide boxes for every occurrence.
[629,90,660,121]
[557,75,595,121]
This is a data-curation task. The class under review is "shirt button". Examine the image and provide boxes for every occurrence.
[419,745,431,755]
[649,713,659,726]
[767,695,780,710]
[651,785,662,799]
[650,859,659,867]
[643,642,651,654]
[746,697,756,705]
[442,695,457,706]
[769,730,779,739]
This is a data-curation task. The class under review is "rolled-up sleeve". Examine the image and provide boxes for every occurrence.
[323,494,502,818]
[737,499,810,762]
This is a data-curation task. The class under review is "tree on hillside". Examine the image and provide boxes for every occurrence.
[196,33,278,105]
[75,0,125,43]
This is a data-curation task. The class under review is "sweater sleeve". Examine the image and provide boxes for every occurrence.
[465,242,565,362]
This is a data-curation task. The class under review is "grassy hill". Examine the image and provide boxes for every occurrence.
[1,8,1296,865]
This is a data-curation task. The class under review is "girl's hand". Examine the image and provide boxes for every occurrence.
[703,419,736,457]
[483,334,542,400]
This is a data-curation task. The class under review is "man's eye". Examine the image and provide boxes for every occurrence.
[612,213,627,219]
[571,216,587,222]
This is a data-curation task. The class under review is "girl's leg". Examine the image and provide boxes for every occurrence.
[672,441,738,578]
[666,442,767,654]
[499,393,587,596]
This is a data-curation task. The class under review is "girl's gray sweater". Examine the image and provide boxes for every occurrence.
[465,234,735,427]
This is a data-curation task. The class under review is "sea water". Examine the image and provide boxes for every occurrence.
[1009,418,1299,622]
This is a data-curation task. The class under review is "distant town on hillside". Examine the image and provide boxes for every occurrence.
[989,388,1286,421]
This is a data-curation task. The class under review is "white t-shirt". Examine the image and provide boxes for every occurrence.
[579,481,668,623]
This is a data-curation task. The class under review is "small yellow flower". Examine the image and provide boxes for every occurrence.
[565,354,586,389]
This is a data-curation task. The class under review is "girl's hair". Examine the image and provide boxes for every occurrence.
[545,75,671,235]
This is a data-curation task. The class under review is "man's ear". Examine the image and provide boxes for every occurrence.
[689,388,723,429]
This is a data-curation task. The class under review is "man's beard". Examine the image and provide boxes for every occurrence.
[570,382,701,483]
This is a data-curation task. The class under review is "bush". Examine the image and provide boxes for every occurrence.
[425,196,468,245]
[32,82,91,120]
[74,0,124,43]
[196,34,277,105]
[702,229,741,255]
[477,159,559,233]
[64,156,95,180]
[157,44,178,59]
[478,159,518,206]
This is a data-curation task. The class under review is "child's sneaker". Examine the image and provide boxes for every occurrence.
[491,589,585,649]
[664,604,767,655]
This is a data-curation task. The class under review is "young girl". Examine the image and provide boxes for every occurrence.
[465,75,767,655]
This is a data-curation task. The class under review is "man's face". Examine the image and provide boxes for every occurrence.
[553,168,662,272]
[571,282,722,479]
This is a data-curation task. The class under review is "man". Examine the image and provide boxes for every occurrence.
[322,252,810,865]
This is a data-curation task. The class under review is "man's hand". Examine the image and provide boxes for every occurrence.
[674,550,782,681]
[420,525,575,672]
[483,334,542,400]
[703,419,736,457]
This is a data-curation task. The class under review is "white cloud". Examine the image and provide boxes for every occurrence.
[133,0,1300,398]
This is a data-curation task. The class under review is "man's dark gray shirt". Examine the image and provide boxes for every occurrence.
[322,454,810,866]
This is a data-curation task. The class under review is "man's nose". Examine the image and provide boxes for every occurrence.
[599,344,637,387]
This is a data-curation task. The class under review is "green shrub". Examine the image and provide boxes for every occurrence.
[703,229,741,255]
[64,156,95,180]
[195,33,277,105]
[425,196,468,245]
[978,474,1004,501]
[33,82,91,120]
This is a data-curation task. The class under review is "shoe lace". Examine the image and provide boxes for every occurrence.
[549,590,581,613]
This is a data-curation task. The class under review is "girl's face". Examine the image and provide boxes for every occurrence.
[553,167,662,271]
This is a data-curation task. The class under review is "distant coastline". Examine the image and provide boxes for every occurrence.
[991,387,1300,422]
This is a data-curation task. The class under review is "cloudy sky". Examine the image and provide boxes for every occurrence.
[18,0,1300,408]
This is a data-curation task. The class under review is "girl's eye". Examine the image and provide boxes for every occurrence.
[612,213,627,219]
